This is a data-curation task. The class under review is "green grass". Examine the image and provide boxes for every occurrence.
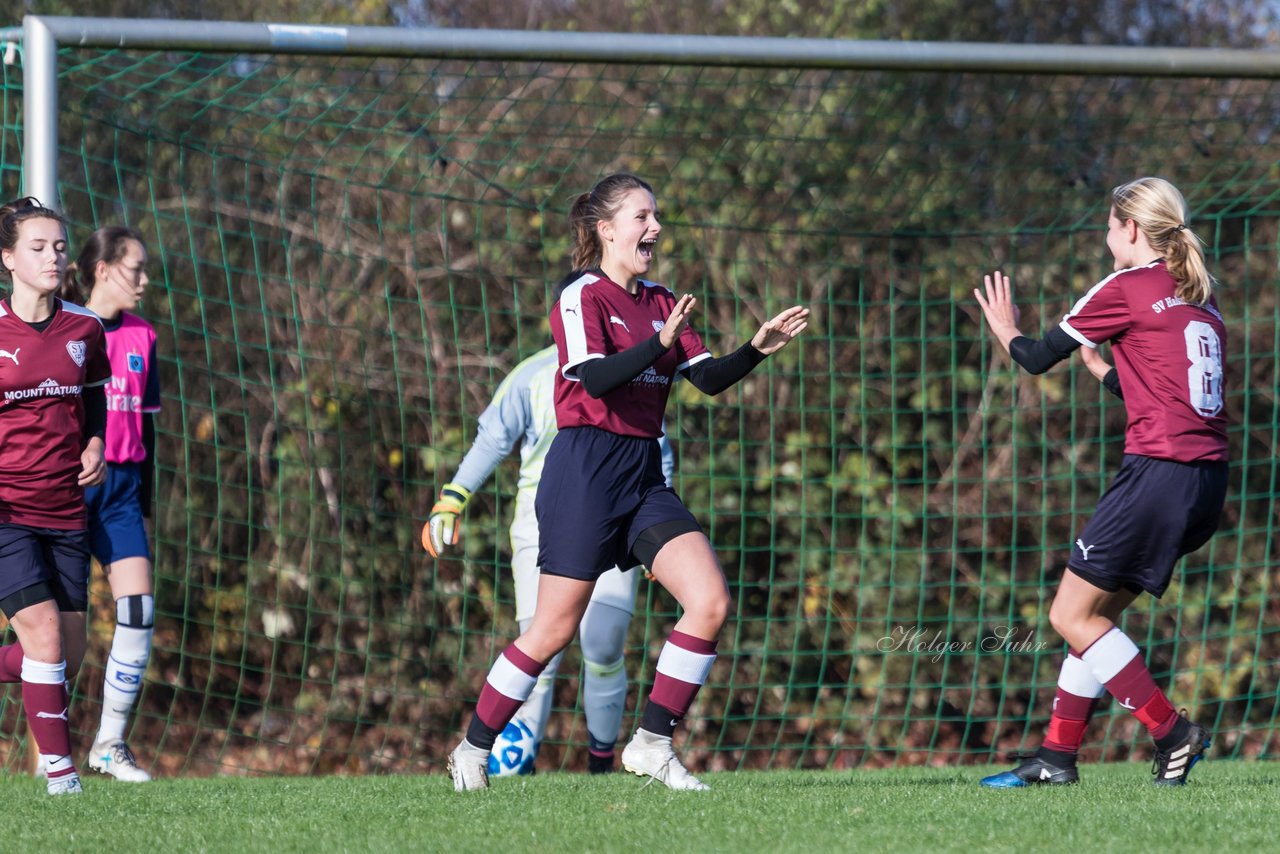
[10,761,1279,853]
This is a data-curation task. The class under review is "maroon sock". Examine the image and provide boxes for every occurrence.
[1106,656,1179,739]
[1042,651,1102,754]
[1081,627,1179,741]
[466,643,546,752]
[21,659,75,779]
[645,630,718,734]
[0,643,25,682]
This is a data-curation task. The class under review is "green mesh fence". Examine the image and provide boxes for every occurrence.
[0,40,1277,777]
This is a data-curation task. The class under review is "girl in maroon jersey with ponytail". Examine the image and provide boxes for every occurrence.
[446,173,808,792]
[0,197,111,795]
[975,176,1228,788]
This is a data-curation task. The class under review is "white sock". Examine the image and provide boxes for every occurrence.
[42,754,74,777]
[583,657,627,748]
[97,595,154,744]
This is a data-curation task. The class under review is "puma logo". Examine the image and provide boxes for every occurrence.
[563,305,579,315]
[36,708,68,721]
[1118,697,1136,710]
[1039,767,1053,780]
[1075,539,1096,560]
[609,315,630,332]
[0,347,17,365]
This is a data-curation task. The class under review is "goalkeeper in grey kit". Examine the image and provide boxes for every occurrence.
[424,343,673,774]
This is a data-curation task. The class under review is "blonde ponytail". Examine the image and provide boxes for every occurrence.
[1164,226,1214,305]
[1111,177,1214,305]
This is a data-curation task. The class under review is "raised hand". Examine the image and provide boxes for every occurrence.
[751,305,809,355]
[659,293,698,348]
[973,270,1023,353]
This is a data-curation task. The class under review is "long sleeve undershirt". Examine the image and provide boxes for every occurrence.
[574,336,766,399]
[1007,326,1123,399]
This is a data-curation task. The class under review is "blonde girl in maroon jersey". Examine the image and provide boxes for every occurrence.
[975,177,1227,788]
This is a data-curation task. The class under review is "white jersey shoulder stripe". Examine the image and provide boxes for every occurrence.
[677,352,712,373]
[59,298,107,326]
[640,279,675,295]
[1058,260,1159,348]
[559,273,602,380]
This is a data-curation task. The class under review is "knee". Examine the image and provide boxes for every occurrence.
[519,623,575,662]
[1047,600,1076,640]
[13,619,60,662]
[691,587,731,634]
[579,604,630,663]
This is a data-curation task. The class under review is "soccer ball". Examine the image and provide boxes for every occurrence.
[488,720,538,777]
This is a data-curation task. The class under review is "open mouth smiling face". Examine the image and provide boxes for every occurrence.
[637,236,657,265]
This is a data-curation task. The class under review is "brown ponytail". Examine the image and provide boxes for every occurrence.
[567,173,654,272]
[57,225,145,305]
[58,262,88,304]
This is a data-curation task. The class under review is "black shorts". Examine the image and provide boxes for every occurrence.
[535,426,702,581]
[1067,454,1228,598]
[0,523,91,615]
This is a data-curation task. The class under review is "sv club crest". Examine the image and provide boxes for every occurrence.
[651,320,664,333]
[66,340,86,367]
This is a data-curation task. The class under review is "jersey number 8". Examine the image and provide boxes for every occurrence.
[1184,320,1224,418]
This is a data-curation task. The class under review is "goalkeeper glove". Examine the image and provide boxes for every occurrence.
[423,483,472,557]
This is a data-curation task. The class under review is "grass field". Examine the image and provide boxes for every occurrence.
[9,760,1278,852]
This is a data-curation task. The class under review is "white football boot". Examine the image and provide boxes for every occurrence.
[47,774,84,795]
[88,740,153,782]
[447,739,490,792]
[621,729,709,791]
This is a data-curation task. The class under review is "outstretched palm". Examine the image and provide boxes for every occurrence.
[752,306,810,355]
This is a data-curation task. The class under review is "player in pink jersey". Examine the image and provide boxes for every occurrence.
[975,177,1227,788]
[59,226,160,782]
[0,197,111,795]
[447,173,809,791]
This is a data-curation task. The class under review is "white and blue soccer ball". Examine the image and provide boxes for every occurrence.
[488,720,539,777]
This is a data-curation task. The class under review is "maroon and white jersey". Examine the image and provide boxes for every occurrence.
[0,298,111,528]
[1059,260,1228,463]
[551,272,711,437]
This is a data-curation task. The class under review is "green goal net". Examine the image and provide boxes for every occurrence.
[0,38,1277,776]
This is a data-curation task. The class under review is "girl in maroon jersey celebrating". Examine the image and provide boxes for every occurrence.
[974,176,1228,788]
[447,173,809,791]
[0,197,111,795]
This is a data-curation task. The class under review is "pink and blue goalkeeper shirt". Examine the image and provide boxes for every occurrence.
[102,312,161,464]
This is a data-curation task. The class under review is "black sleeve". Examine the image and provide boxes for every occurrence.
[679,342,767,396]
[573,334,669,399]
[1006,326,1081,375]
[1102,368,1124,400]
[82,384,106,442]
[140,413,156,519]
